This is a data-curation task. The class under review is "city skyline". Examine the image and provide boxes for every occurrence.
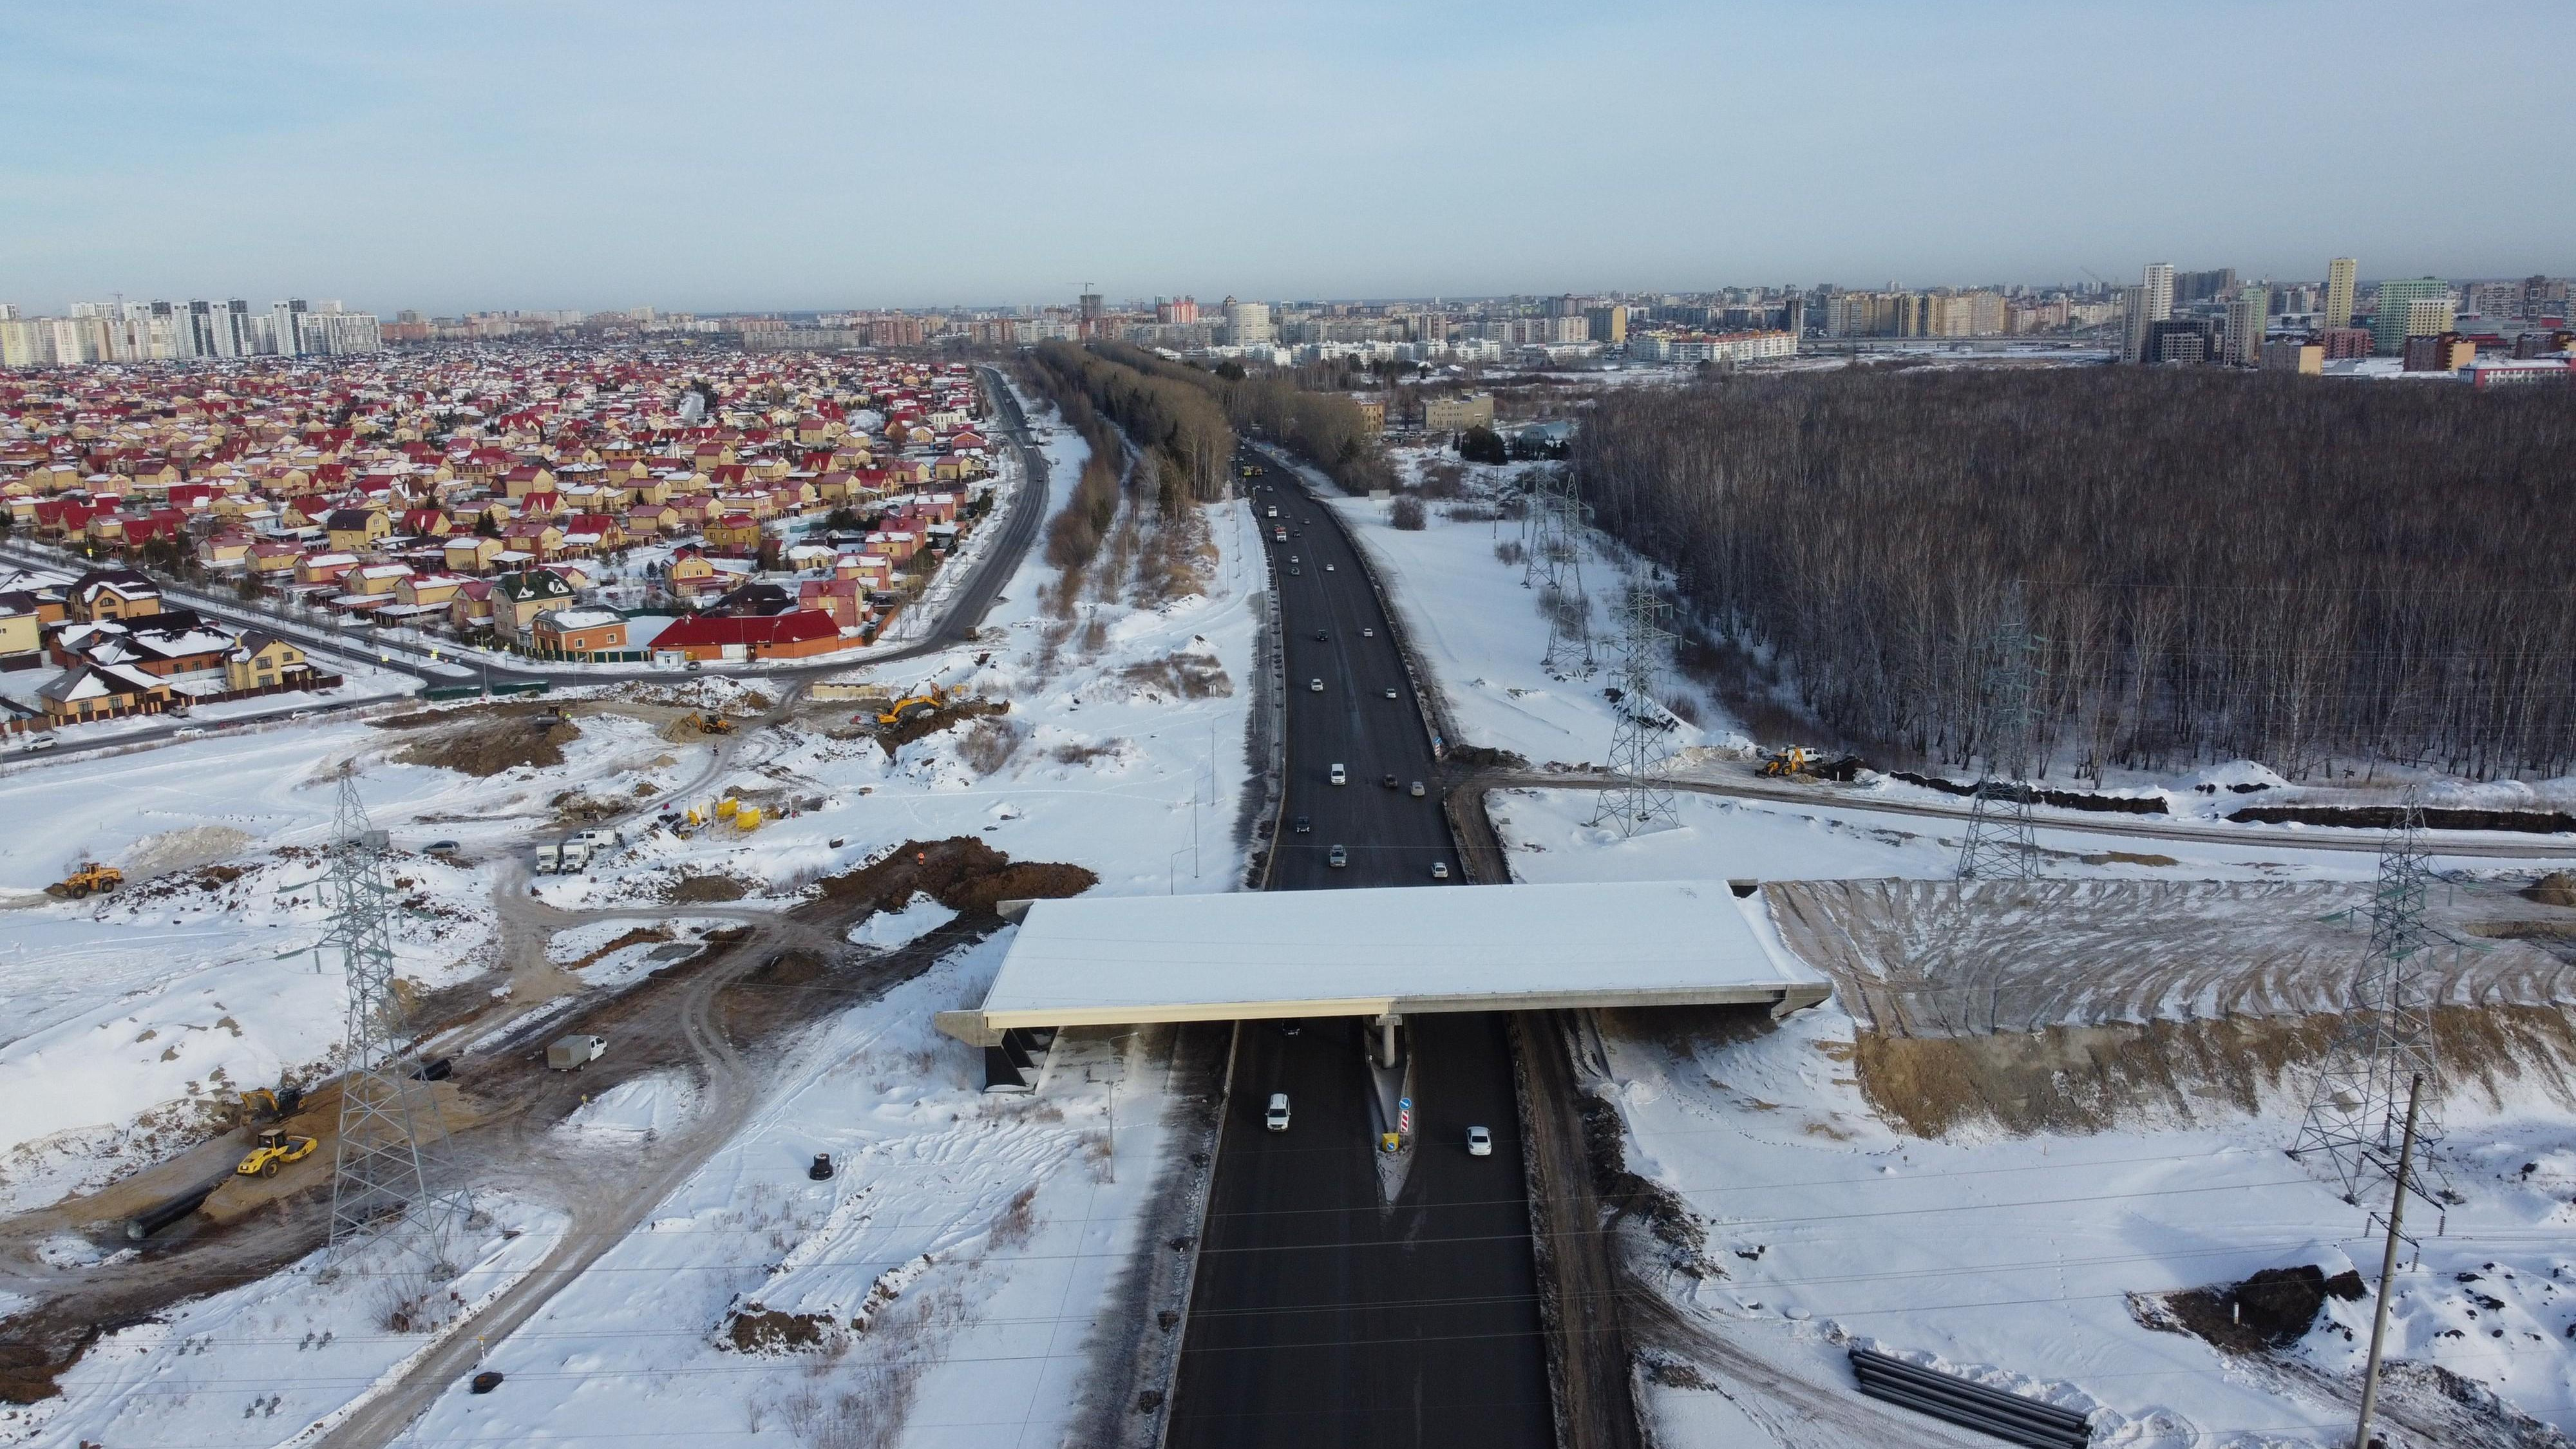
[8,1,2571,314]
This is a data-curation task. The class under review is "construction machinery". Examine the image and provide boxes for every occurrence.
[46,863,124,899]
[876,683,954,727]
[1759,746,1866,783]
[236,1129,318,1178]
[683,712,735,735]
[239,1086,305,1124]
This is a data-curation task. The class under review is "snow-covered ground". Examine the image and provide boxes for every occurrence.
[0,707,710,1211]
[396,922,1177,1448]
[1607,999,2576,1446]
[1,375,1262,1446]
[3,1196,569,1449]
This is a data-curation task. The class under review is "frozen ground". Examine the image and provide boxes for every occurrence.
[392,934,1179,1449]
[1606,998,2576,1447]
[0,375,1262,1446]
[0,702,720,1210]
[0,1196,569,1449]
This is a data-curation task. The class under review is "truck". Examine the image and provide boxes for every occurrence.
[547,1034,606,1070]
[1265,505,1278,518]
[535,838,590,874]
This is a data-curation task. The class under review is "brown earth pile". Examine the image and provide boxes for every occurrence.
[2528,871,2576,907]
[800,837,1097,920]
[394,717,582,777]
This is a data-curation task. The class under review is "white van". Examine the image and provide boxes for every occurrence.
[1329,762,1346,786]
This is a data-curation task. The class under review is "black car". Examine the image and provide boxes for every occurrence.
[1314,629,1328,641]
[1293,814,1310,833]
[1381,773,1399,788]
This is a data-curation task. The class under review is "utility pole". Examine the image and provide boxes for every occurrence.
[2353,1073,2424,1449]
[1590,580,1680,835]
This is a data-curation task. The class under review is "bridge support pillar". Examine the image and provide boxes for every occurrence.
[1370,1013,1405,1070]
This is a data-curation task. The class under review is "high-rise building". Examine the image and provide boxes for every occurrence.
[2369,277,2454,355]
[271,298,311,356]
[2324,257,2358,329]
[2463,281,2524,319]
[1221,296,1272,345]
[2174,268,2237,306]
[2223,284,2269,366]
[1584,305,1628,344]
[2123,264,2175,361]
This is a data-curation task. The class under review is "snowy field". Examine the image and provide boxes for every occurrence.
[395,936,1179,1449]
[0,375,1261,1448]
[4,1198,569,1449]
[1606,1001,2576,1446]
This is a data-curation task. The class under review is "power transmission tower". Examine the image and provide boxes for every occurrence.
[323,768,467,1274]
[1522,471,1595,676]
[2290,797,2453,1220]
[1956,599,2045,880]
[1589,582,1680,835]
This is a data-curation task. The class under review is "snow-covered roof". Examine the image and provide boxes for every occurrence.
[956,880,1831,1030]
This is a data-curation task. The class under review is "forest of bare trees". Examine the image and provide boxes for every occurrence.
[1087,342,1396,495]
[1028,342,1233,511]
[1574,368,2576,782]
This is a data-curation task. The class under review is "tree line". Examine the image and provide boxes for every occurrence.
[1573,368,2576,782]
[1087,341,1396,495]
[1013,355,1126,573]
[1028,341,1234,512]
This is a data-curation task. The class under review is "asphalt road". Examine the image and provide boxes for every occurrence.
[1168,456,1552,1449]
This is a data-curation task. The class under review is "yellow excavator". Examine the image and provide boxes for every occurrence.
[46,863,123,900]
[684,712,735,735]
[236,1129,318,1178]
[239,1086,305,1124]
[876,683,953,727]
[1758,746,1866,782]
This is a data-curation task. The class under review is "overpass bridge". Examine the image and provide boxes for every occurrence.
[935,879,1832,1088]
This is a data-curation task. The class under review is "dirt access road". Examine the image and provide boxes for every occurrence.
[1466,768,2576,863]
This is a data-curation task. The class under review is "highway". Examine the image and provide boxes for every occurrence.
[1168,452,1553,1448]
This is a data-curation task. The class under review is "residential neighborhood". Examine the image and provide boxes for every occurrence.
[0,348,1005,737]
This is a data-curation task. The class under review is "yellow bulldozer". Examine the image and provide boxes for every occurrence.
[236,1129,318,1178]
[684,712,735,735]
[46,863,123,900]
[876,683,954,727]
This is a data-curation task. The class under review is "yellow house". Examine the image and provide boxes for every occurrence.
[395,573,464,608]
[325,507,392,553]
[225,632,306,692]
[444,534,506,573]
[0,597,38,661]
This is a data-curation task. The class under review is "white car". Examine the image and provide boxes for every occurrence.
[1383,687,1399,700]
[1466,1125,1492,1157]
[1430,861,1450,880]
[1309,677,1324,692]
[171,726,207,739]
[1265,1094,1291,1132]
[1329,762,1346,785]
[18,734,59,752]
[1324,564,1336,572]
[1362,628,1374,638]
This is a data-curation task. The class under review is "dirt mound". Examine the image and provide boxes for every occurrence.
[873,699,1009,757]
[562,927,671,970]
[2528,871,2576,907]
[395,718,582,777]
[802,837,1096,921]
[1448,744,1530,772]
[2148,1264,2365,1354]
[721,1307,833,1354]
[668,874,750,904]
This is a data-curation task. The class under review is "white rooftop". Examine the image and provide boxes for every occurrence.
[954,880,1830,1031]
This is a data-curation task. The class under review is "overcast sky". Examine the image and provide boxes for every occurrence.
[6,1,2568,316]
